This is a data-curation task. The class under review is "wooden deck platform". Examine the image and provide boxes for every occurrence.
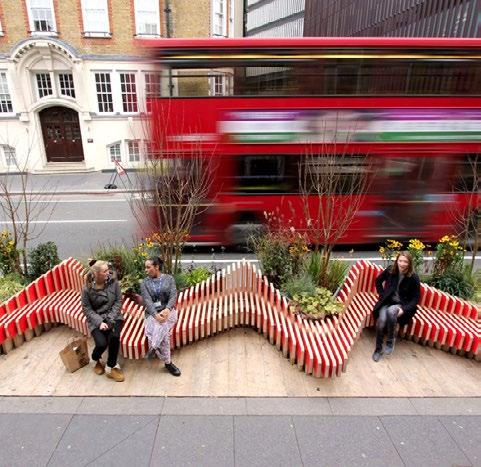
[0,325,479,397]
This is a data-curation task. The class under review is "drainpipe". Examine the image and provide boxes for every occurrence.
[164,0,174,97]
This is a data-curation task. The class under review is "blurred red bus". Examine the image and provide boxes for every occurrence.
[145,37,481,245]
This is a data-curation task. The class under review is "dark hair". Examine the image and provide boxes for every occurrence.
[88,258,97,267]
[390,251,414,277]
[146,256,164,271]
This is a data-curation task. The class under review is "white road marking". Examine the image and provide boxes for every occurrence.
[0,219,128,224]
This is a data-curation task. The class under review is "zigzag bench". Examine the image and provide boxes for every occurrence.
[0,258,479,378]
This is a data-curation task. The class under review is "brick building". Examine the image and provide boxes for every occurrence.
[304,0,481,37]
[0,0,240,172]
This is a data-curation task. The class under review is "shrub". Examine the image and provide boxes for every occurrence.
[174,271,189,291]
[325,259,350,293]
[290,286,343,320]
[27,242,60,280]
[0,273,24,303]
[432,235,464,276]
[379,239,403,267]
[305,251,322,286]
[0,229,19,276]
[184,267,211,287]
[282,272,317,299]
[407,238,427,274]
[429,266,475,300]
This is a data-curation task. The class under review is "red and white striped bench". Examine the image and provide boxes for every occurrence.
[1,258,479,377]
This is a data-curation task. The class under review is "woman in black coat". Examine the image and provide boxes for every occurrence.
[372,251,420,362]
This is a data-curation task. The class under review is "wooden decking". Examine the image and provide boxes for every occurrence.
[0,325,479,397]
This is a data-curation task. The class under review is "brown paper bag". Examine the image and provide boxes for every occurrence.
[59,338,89,373]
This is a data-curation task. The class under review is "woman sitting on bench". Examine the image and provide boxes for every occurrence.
[372,251,420,362]
[141,256,181,377]
[81,259,124,382]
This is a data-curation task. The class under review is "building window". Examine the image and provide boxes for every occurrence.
[36,73,53,98]
[134,0,160,36]
[108,142,121,162]
[0,73,13,113]
[95,72,113,113]
[127,140,140,162]
[212,0,227,37]
[81,0,110,37]
[145,72,161,111]
[58,73,75,98]
[120,73,138,113]
[210,74,227,96]
[27,0,56,34]
[2,146,17,167]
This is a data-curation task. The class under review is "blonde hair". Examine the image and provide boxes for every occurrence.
[87,259,109,286]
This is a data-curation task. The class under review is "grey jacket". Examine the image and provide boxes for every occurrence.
[140,274,177,318]
[81,275,123,332]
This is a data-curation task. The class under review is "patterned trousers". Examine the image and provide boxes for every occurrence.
[145,309,177,363]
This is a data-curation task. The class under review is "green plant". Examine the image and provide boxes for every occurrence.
[282,272,317,299]
[184,267,211,287]
[27,241,60,280]
[120,273,143,295]
[0,273,24,303]
[379,239,403,267]
[0,229,19,276]
[174,271,189,291]
[290,286,343,320]
[305,251,322,286]
[407,238,427,274]
[429,266,475,300]
[325,259,350,293]
[432,235,465,276]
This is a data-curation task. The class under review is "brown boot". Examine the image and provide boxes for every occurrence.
[106,366,125,382]
[93,360,105,375]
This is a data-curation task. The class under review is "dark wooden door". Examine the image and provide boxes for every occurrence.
[40,107,84,162]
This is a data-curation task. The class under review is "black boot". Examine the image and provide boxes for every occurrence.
[165,362,181,376]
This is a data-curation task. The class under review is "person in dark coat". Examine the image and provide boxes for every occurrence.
[81,259,124,382]
[372,251,420,362]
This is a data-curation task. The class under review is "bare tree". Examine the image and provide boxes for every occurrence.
[0,130,57,277]
[125,103,218,274]
[299,134,373,283]
[453,154,480,273]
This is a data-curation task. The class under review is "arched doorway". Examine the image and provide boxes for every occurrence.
[40,106,84,162]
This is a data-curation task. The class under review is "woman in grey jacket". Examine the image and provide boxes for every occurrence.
[81,260,124,382]
[141,256,181,376]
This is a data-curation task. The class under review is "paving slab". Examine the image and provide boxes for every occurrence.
[234,416,302,467]
[439,416,481,466]
[0,396,83,414]
[245,397,332,415]
[409,397,481,415]
[162,397,247,415]
[0,413,72,466]
[77,397,165,415]
[328,397,417,415]
[293,415,403,467]
[48,414,158,466]
[381,415,472,467]
[151,415,234,466]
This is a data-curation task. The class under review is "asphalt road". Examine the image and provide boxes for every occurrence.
[1,192,480,269]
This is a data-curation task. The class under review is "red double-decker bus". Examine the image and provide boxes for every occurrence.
[146,37,481,245]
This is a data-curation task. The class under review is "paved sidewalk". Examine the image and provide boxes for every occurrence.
[0,397,480,466]
[1,171,142,195]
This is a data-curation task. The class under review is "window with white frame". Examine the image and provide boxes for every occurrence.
[2,146,17,168]
[0,17,4,36]
[144,140,154,157]
[36,73,53,98]
[94,72,113,113]
[27,0,56,34]
[58,73,75,98]
[0,73,13,113]
[134,0,160,36]
[81,0,110,37]
[210,74,227,96]
[108,142,121,162]
[212,0,227,37]
[127,140,140,162]
[120,73,138,113]
[145,72,161,111]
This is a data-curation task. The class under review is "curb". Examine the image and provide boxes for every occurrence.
[7,189,141,196]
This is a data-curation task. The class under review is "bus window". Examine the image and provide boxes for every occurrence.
[234,155,297,193]
[454,154,481,193]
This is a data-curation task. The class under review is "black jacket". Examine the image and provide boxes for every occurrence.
[373,267,420,326]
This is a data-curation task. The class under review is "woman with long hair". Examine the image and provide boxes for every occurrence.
[372,251,420,362]
[81,259,124,382]
[141,256,181,376]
